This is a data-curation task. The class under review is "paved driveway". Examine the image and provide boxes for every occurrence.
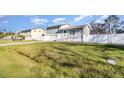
[0,42,36,46]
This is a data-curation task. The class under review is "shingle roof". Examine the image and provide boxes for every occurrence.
[20,29,31,33]
[59,25,86,30]
[20,27,46,33]
[47,24,71,30]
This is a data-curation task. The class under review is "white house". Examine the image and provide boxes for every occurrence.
[18,24,93,42]
[19,27,47,40]
[45,24,93,42]
[47,24,72,34]
[44,24,72,41]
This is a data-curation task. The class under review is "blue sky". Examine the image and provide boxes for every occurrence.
[0,15,124,32]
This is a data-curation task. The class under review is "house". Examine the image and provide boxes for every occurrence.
[45,24,93,42]
[19,29,31,40]
[57,24,93,41]
[47,24,72,34]
[18,24,93,42]
[45,24,72,41]
[19,27,47,40]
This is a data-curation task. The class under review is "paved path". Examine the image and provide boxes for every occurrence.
[0,42,36,47]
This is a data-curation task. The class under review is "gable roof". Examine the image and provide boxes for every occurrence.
[20,29,31,33]
[47,24,71,30]
[31,27,46,31]
[20,27,46,33]
[59,24,92,30]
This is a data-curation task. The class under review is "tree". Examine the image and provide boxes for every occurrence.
[104,15,120,34]
[90,20,107,34]
[3,29,6,32]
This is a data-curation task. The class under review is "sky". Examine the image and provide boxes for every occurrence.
[0,15,124,32]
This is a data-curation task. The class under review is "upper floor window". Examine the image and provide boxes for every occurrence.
[70,30,75,35]
[64,30,66,33]
[73,30,75,35]
[42,34,45,36]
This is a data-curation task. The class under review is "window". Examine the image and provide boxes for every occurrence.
[42,34,45,36]
[73,30,75,35]
[64,30,66,33]
[70,30,75,35]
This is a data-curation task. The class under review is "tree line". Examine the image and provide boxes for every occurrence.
[90,15,124,34]
[0,29,24,40]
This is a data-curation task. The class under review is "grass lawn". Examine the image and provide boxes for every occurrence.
[0,40,34,44]
[0,42,124,78]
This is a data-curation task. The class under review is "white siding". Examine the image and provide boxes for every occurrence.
[47,28,58,34]
[31,28,46,40]
[83,26,91,35]
[59,24,71,29]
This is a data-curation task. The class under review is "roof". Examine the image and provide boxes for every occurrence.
[47,24,71,30]
[59,25,86,30]
[31,27,46,31]
[20,29,31,33]
[20,27,46,33]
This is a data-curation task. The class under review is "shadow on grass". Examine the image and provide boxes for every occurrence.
[104,44,124,51]
[53,46,82,57]
[63,42,124,51]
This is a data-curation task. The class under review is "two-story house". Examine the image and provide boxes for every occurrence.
[19,27,47,40]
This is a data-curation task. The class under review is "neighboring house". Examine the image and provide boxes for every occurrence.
[19,29,31,40]
[47,24,72,34]
[3,36,12,40]
[19,28,47,40]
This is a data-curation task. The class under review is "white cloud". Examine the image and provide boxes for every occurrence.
[0,16,9,23]
[0,15,12,18]
[31,17,49,25]
[0,15,12,20]
[0,16,7,20]
[95,15,109,23]
[23,15,30,17]
[0,16,4,18]
[89,15,94,19]
[74,15,89,22]
[3,20,9,23]
[101,15,108,19]
[95,19,101,23]
[52,18,66,24]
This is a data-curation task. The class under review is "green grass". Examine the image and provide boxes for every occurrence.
[0,40,34,44]
[0,42,124,78]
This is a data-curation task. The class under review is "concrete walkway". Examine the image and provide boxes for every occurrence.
[0,42,36,47]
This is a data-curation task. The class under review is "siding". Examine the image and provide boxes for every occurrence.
[47,28,58,34]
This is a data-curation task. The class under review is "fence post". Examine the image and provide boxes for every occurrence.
[81,28,83,42]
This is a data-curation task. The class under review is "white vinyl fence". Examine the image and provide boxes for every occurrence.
[43,34,124,44]
[83,34,124,44]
